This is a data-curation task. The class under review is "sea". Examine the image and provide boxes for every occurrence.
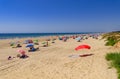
[0,32,99,39]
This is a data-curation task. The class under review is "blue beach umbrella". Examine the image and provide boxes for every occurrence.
[26,44,34,47]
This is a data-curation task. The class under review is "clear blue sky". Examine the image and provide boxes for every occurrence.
[0,0,120,33]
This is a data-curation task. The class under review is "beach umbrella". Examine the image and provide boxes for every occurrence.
[10,42,15,46]
[63,37,67,42]
[42,42,46,44]
[17,49,26,55]
[46,38,50,41]
[26,44,34,47]
[58,36,62,40]
[28,40,33,43]
[75,37,81,41]
[33,40,39,45]
[75,45,91,50]
[24,40,29,44]
[34,40,38,43]
[15,41,20,44]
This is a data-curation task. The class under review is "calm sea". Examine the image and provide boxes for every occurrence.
[0,32,98,39]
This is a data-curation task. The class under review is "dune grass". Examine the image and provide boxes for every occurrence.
[102,31,120,46]
[106,52,120,79]
[105,37,118,46]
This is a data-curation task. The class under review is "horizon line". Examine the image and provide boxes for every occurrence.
[0,32,104,34]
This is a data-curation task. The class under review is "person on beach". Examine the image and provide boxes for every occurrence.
[46,41,48,46]
[8,56,16,60]
[17,50,29,59]
[16,44,22,47]
[8,56,12,60]
[17,54,29,59]
[63,37,67,42]
[20,54,29,59]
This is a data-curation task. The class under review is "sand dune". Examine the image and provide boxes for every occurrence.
[0,37,118,79]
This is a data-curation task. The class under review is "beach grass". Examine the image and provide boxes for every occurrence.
[105,37,118,46]
[106,52,120,79]
[102,31,120,46]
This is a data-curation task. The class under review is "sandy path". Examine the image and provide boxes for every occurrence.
[0,38,118,79]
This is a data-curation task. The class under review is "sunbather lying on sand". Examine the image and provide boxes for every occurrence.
[17,54,29,59]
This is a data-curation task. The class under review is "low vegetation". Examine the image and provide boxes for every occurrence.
[102,31,120,46]
[104,31,120,79]
[106,52,120,79]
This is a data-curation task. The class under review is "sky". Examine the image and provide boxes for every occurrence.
[0,0,120,33]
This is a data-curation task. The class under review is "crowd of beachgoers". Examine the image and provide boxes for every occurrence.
[7,34,100,60]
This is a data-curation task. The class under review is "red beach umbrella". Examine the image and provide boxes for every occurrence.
[29,40,33,43]
[17,49,26,55]
[75,45,91,50]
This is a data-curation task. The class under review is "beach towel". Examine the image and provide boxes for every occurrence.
[69,54,93,58]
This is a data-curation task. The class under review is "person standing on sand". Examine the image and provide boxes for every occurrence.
[46,41,48,47]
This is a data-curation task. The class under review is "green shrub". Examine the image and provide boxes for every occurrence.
[106,52,120,79]
[102,32,120,46]
[106,36,118,46]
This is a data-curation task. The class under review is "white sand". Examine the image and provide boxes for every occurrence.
[0,37,118,79]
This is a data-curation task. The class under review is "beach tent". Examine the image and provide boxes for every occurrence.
[75,45,91,50]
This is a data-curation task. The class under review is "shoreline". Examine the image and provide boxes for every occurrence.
[0,32,102,40]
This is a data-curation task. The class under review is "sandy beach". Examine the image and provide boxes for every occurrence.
[0,36,119,79]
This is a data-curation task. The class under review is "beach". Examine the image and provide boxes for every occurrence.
[0,35,119,79]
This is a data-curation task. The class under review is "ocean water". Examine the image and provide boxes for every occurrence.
[0,32,97,39]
